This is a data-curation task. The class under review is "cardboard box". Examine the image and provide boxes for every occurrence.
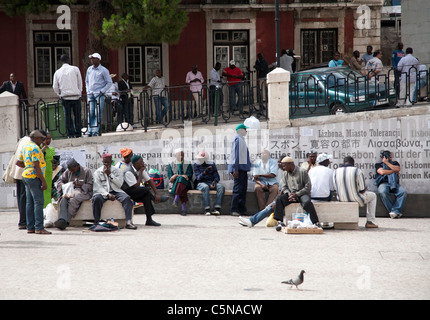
[283,227,323,234]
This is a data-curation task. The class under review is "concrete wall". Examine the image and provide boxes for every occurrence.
[401,0,430,65]
[1,103,429,216]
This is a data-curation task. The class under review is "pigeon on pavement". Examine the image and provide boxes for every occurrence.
[282,270,305,290]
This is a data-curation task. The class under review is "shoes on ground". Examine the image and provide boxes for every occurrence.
[238,216,253,228]
[180,210,187,216]
[275,221,286,232]
[126,221,138,229]
[365,221,378,228]
[145,219,161,226]
[231,211,240,216]
[54,219,68,230]
[35,228,52,234]
[211,208,221,215]
[389,211,402,219]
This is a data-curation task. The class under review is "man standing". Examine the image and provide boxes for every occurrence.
[333,156,378,228]
[328,51,345,67]
[186,65,205,113]
[254,53,269,104]
[308,153,334,201]
[279,49,294,73]
[222,60,243,113]
[144,69,170,123]
[375,151,407,219]
[85,53,112,137]
[118,73,134,126]
[54,159,93,230]
[392,42,405,97]
[365,50,384,80]
[361,45,374,66]
[0,73,29,105]
[273,157,319,231]
[122,155,165,226]
[228,123,251,216]
[209,62,223,115]
[396,47,419,107]
[53,54,83,138]
[252,149,279,211]
[17,130,50,234]
[92,153,136,229]
[193,150,225,215]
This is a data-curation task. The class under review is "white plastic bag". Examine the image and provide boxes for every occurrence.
[244,116,260,130]
[44,203,58,228]
[62,182,74,198]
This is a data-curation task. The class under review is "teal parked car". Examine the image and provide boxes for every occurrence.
[289,67,396,118]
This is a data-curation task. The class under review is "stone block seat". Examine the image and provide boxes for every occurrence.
[70,199,133,228]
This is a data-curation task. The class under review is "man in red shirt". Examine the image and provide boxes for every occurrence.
[222,60,243,113]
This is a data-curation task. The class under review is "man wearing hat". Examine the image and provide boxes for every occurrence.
[273,156,320,231]
[54,159,93,230]
[115,147,133,171]
[85,53,112,137]
[222,60,243,113]
[193,150,225,215]
[121,154,167,226]
[92,153,137,229]
[308,153,334,202]
[228,123,251,216]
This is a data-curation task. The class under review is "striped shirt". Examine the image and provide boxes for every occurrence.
[333,165,367,207]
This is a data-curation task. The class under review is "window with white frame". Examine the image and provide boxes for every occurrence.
[126,45,162,85]
[33,31,71,87]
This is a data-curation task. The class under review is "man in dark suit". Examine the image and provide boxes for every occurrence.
[0,73,29,105]
[118,73,134,126]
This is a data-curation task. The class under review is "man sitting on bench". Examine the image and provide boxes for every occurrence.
[121,154,167,226]
[273,156,320,231]
[92,153,137,229]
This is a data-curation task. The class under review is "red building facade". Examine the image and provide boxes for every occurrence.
[0,1,382,102]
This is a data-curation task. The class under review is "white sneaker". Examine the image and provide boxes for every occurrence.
[238,216,253,228]
[389,211,399,219]
[211,209,220,215]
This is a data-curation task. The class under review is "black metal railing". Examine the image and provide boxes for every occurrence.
[18,77,268,139]
[288,66,429,118]
[17,66,429,139]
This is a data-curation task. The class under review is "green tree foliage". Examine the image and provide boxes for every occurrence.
[102,0,188,48]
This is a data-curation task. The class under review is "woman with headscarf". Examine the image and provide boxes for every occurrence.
[167,148,193,215]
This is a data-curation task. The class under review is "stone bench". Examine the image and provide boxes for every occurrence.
[284,201,359,230]
[70,199,134,228]
[187,190,233,196]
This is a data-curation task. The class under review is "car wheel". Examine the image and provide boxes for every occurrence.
[330,103,347,115]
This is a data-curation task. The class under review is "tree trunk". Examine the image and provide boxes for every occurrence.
[82,0,113,71]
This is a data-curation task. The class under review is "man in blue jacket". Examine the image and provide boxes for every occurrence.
[228,123,251,216]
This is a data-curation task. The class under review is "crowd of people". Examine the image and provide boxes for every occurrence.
[4,123,407,235]
[329,44,427,107]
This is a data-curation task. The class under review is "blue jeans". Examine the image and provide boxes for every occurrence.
[229,83,243,111]
[153,95,169,123]
[249,201,275,225]
[413,79,427,102]
[88,93,106,135]
[196,182,225,209]
[378,183,407,214]
[22,177,45,231]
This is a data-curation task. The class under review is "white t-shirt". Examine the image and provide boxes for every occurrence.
[124,165,151,187]
[308,165,334,198]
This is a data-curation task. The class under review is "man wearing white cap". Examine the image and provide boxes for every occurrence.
[222,60,243,113]
[273,156,320,231]
[85,53,112,136]
[308,153,334,201]
[193,150,225,215]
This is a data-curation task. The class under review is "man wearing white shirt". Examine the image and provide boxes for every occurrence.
[308,153,334,201]
[397,47,420,107]
[144,69,170,123]
[53,54,83,138]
